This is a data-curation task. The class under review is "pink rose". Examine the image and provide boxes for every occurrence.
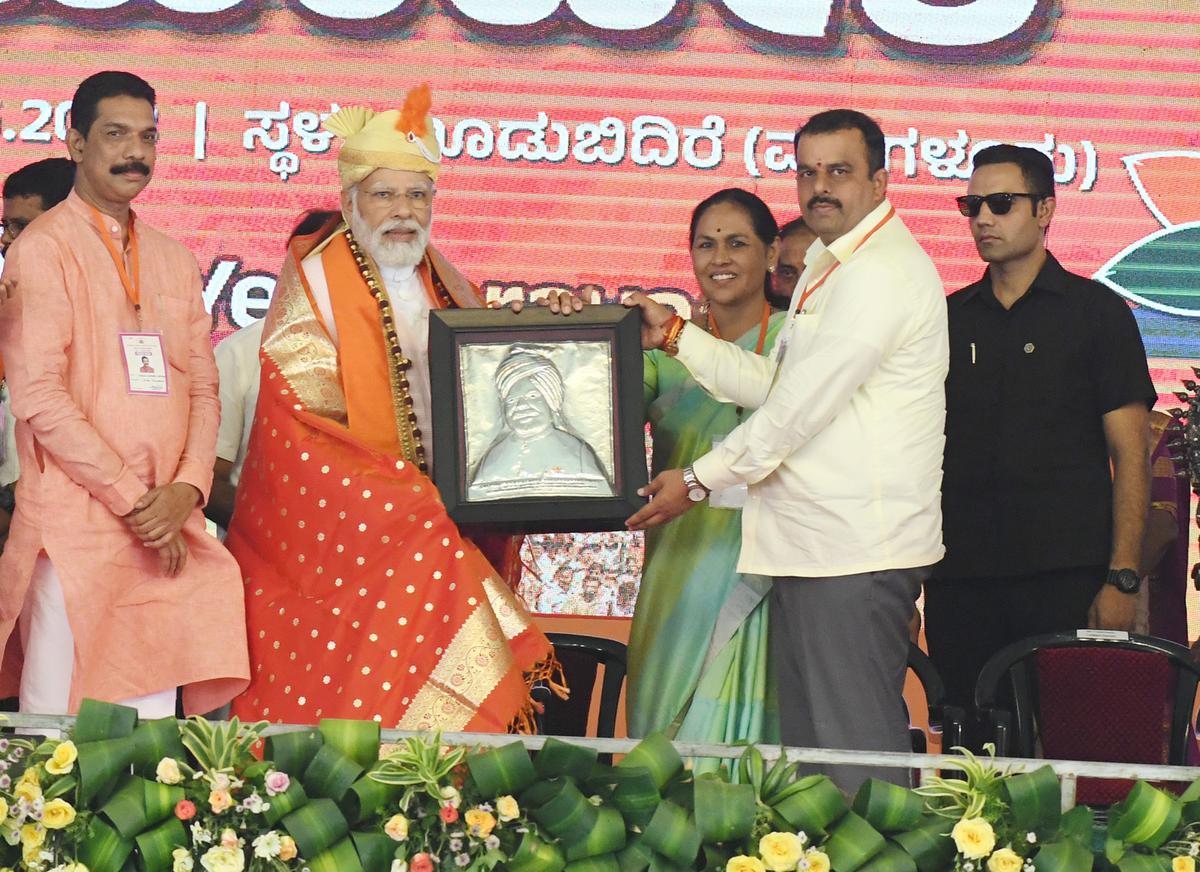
[412,853,435,872]
[264,770,291,797]
[221,828,239,848]
[175,800,197,821]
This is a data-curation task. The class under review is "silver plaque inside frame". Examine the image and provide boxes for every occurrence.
[460,340,617,502]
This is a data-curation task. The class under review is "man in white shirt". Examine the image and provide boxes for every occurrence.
[626,109,947,789]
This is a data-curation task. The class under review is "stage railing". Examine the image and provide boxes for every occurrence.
[9,713,1200,811]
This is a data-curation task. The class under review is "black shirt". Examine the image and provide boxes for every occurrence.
[938,252,1156,579]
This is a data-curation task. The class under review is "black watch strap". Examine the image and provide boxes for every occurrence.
[1106,568,1141,594]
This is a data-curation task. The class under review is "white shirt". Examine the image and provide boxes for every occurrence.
[214,319,265,487]
[683,200,948,578]
[0,383,18,487]
[302,255,436,470]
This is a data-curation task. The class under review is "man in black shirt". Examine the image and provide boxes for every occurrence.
[926,144,1156,743]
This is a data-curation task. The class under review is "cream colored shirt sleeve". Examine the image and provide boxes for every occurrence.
[689,255,914,494]
[674,323,777,409]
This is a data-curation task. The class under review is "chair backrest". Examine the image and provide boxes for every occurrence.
[974,631,1200,803]
[534,633,627,740]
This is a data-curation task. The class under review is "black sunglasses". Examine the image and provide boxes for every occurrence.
[955,192,1040,217]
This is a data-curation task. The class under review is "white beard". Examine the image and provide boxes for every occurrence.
[349,199,430,269]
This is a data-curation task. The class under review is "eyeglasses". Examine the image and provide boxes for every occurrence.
[956,192,1040,218]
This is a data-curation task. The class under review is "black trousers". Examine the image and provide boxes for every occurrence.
[924,565,1106,748]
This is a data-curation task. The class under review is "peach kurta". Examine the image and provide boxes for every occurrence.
[0,191,249,713]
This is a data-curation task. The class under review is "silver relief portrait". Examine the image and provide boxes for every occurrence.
[461,342,616,502]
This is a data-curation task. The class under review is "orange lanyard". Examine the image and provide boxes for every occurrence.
[708,300,772,355]
[794,205,895,315]
[89,206,141,312]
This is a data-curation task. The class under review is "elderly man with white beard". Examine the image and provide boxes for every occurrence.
[224,86,574,732]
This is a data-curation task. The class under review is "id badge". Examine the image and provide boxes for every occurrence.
[707,436,748,509]
[120,332,169,396]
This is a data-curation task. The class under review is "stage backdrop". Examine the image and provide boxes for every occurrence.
[1,1,1197,622]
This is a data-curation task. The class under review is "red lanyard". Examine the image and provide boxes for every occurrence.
[794,205,895,315]
[708,300,772,355]
[89,206,141,312]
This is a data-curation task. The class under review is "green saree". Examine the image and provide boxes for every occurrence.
[627,314,784,763]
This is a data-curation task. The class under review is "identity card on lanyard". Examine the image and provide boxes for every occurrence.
[120,333,168,395]
[91,207,168,396]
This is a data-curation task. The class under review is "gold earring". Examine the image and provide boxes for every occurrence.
[768,266,776,273]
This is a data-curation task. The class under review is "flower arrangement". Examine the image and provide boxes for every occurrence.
[0,734,89,871]
[9,699,1200,872]
[915,746,1093,872]
[162,716,304,872]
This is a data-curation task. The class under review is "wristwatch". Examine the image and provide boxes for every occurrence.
[1106,568,1142,594]
[682,466,710,503]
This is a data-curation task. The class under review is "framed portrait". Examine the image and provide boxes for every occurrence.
[429,306,648,532]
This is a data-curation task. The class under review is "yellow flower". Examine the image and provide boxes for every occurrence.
[987,848,1024,872]
[1173,858,1196,872]
[42,798,77,829]
[465,808,497,839]
[758,833,804,872]
[804,850,830,872]
[173,847,196,872]
[156,757,184,785]
[726,856,767,872]
[200,844,245,872]
[496,795,520,822]
[45,741,78,776]
[13,772,41,804]
[0,797,8,820]
[952,817,996,861]
[20,823,45,849]
[209,789,234,814]
[384,814,410,841]
[278,835,298,862]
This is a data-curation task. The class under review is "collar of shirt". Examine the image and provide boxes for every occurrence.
[378,262,428,324]
[801,199,895,274]
[956,249,1071,307]
[65,189,134,251]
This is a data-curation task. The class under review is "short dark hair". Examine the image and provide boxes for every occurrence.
[288,209,340,245]
[3,158,75,207]
[794,109,886,176]
[778,216,814,242]
[689,188,779,298]
[972,144,1055,202]
[70,71,156,137]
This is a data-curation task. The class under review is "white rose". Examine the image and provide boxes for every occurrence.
[156,758,183,785]
[173,847,196,872]
[252,831,282,859]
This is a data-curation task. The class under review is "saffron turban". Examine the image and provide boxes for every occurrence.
[324,83,442,188]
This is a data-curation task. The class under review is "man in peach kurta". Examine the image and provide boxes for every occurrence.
[0,71,248,716]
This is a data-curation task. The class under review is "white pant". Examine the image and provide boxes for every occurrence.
[18,554,177,719]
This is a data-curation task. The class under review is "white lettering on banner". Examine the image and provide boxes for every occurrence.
[860,0,1038,47]
[202,257,278,328]
[16,1,1049,54]
[744,125,1098,191]
[243,102,339,181]
[721,0,834,37]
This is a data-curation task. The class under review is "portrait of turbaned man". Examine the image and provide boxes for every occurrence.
[464,343,616,501]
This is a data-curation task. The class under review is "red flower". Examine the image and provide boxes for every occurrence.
[412,853,435,872]
[175,799,197,821]
[439,805,459,824]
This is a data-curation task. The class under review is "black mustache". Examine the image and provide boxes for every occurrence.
[111,162,151,177]
[807,196,841,210]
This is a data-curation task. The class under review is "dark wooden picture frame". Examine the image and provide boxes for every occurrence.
[429,306,647,532]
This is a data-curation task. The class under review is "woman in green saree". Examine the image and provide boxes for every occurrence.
[628,189,788,759]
